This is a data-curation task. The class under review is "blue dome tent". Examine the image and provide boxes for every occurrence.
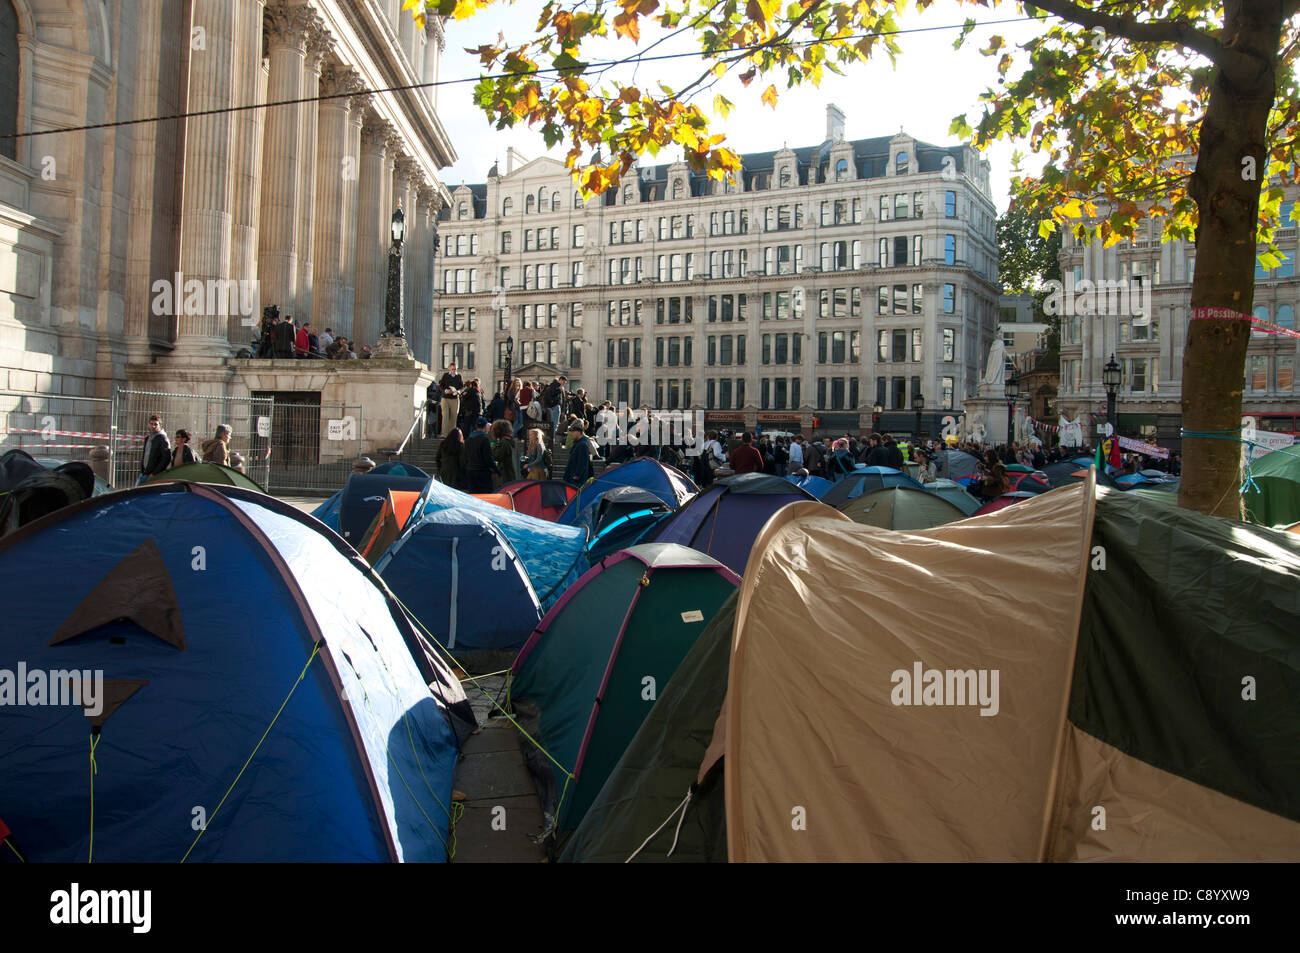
[0,483,471,862]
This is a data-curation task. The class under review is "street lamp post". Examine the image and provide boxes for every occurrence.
[872,401,883,434]
[503,335,514,398]
[1103,353,1122,438]
[1005,375,1019,447]
[377,205,410,358]
[913,394,925,440]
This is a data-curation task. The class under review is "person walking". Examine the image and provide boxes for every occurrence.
[523,429,549,480]
[491,419,521,486]
[563,422,593,487]
[542,376,569,444]
[294,320,310,358]
[436,427,467,490]
[438,362,464,438]
[201,424,232,467]
[170,429,197,468]
[137,414,171,485]
[463,417,498,493]
[730,432,764,474]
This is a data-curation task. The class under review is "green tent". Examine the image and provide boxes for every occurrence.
[1243,446,1300,528]
[838,485,966,530]
[150,462,267,493]
[924,478,981,516]
[560,593,736,863]
[510,543,740,840]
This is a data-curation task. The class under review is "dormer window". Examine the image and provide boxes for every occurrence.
[624,184,634,203]
[779,166,792,188]
[458,202,468,219]
[835,159,848,182]
[672,178,684,199]
[896,151,909,174]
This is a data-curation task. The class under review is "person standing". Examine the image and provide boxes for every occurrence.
[273,315,296,358]
[773,437,789,477]
[916,449,936,484]
[458,378,484,434]
[542,376,569,444]
[730,432,764,475]
[319,327,334,353]
[294,320,310,358]
[523,429,549,480]
[436,428,467,490]
[170,429,197,468]
[884,434,905,470]
[563,422,593,487]
[463,417,498,493]
[438,362,464,438]
[789,435,804,471]
[202,424,232,466]
[424,379,440,438]
[137,414,171,485]
[491,419,521,486]
[506,378,523,441]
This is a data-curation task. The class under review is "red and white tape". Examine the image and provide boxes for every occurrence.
[2,427,142,442]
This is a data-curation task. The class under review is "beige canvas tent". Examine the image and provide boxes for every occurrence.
[705,474,1300,861]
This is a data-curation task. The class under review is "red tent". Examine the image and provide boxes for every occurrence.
[498,480,578,522]
[973,491,1038,516]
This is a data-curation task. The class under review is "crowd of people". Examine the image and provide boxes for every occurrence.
[135,414,248,485]
[253,307,372,361]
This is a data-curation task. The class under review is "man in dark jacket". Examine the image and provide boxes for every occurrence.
[563,422,593,486]
[883,435,905,470]
[137,414,172,485]
[863,434,890,468]
[463,416,498,493]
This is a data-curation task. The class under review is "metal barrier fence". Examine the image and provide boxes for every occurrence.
[0,391,118,472]
[114,389,273,489]
[258,396,364,492]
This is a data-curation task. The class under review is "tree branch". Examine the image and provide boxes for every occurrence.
[1030,0,1229,66]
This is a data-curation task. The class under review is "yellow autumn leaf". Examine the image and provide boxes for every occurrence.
[761,84,778,109]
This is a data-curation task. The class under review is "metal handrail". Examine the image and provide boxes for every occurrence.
[394,403,427,457]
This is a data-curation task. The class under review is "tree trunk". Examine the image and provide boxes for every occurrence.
[1180,2,1283,517]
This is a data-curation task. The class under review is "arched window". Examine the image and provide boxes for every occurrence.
[458,202,468,219]
[1253,305,1271,337]
[502,196,514,216]
[537,187,546,209]
[672,178,684,199]
[896,151,909,174]
[574,190,583,208]
[835,159,848,182]
[551,193,560,211]
[0,0,18,162]
[1278,304,1295,329]
[779,166,791,187]
[526,195,536,213]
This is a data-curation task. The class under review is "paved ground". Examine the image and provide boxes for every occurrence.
[451,674,549,863]
[279,495,327,515]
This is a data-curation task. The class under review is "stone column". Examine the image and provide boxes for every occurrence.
[353,112,394,350]
[228,0,268,345]
[398,4,416,68]
[257,0,314,327]
[312,62,362,339]
[338,90,366,339]
[422,22,440,108]
[395,158,418,338]
[175,0,239,358]
[412,185,437,366]
[296,18,332,330]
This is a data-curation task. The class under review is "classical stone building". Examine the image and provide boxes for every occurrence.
[431,106,1001,436]
[0,0,452,454]
[1054,202,1300,449]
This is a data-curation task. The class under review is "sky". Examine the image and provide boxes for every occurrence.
[431,1,1051,212]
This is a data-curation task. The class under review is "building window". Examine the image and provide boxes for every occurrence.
[502,197,514,216]
[945,190,957,218]
[911,329,923,362]
[835,159,848,181]
[943,284,956,314]
[944,234,956,265]
[912,235,923,266]
[525,195,535,214]
[912,284,923,314]
[943,328,955,362]
[893,284,908,315]
[1278,355,1295,391]
[942,376,954,409]
[895,151,908,174]
[878,286,888,314]
[1248,355,1266,391]
[892,330,907,363]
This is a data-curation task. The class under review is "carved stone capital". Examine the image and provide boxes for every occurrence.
[319,61,364,99]
[263,0,316,52]
[360,112,394,150]
[304,16,334,71]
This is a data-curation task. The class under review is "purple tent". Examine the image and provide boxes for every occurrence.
[650,472,817,575]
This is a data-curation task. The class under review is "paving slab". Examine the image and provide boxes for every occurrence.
[454,795,548,863]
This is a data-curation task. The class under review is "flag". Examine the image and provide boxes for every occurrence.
[1094,443,1103,470]
[1108,437,1121,469]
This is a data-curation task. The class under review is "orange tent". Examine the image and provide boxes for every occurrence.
[357,489,422,564]
[470,492,515,512]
